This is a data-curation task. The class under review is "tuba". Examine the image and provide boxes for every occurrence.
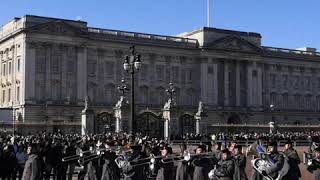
[252,153,289,180]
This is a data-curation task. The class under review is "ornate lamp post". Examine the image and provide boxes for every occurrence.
[123,46,142,134]
[269,104,276,133]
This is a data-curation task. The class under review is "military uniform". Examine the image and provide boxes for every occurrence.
[192,155,214,180]
[233,153,248,180]
[211,158,235,180]
[283,148,301,180]
[263,152,284,180]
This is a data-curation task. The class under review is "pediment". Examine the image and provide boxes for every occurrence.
[27,20,87,36]
[206,35,262,53]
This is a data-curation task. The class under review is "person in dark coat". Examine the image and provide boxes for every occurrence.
[192,145,214,180]
[1,144,17,179]
[213,142,222,162]
[209,148,234,180]
[233,145,248,180]
[282,140,301,180]
[22,143,42,180]
[307,147,320,180]
[100,144,121,180]
[156,145,175,180]
[122,145,147,180]
[261,141,284,180]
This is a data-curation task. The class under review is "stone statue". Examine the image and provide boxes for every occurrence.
[115,96,126,109]
[196,101,204,116]
[163,98,172,110]
[84,96,90,110]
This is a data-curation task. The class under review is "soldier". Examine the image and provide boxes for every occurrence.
[233,145,248,180]
[208,148,234,180]
[155,145,175,180]
[282,140,301,180]
[213,142,222,162]
[260,141,285,180]
[307,147,320,180]
[191,144,214,180]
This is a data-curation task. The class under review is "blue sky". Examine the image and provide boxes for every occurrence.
[1,0,319,50]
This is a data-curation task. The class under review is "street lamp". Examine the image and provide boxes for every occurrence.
[123,46,142,134]
[166,82,175,102]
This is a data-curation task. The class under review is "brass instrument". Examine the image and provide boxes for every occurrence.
[251,152,289,180]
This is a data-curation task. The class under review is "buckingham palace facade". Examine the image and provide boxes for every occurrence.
[1,15,320,135]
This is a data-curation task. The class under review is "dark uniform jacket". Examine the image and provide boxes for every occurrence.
[22,154,42,180]
[283,148,301,180]
[101,151,120,180]
[307,158,320,180]
[156,158,175,180]
[264,152,284,180]
[192,156,214,180]
[213,158,234,180]
[175,160,193,180]
[122,153,146,180]
[233,154,248,180]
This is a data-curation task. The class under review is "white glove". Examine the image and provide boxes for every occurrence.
[184,152,191,161]
[208,169,215,179]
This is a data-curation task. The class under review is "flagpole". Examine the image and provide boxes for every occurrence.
[207,0,211,27]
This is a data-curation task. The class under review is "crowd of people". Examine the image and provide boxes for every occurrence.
[0,130,319,180]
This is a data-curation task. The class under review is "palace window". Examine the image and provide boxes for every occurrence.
[181,69,186,84]
[2,90,5,103]
[282,75,288,89]
[156,65,164,81]
[165,68,171,82]
[87,61,96,76]
[2,63,6,76]
[140,64,148,80]
[305,77,311,90]
[51,55,61,73]
[8,88,11,102]
[208,66,213,74]
[270,74,276,88]
[172,66,179,83]
[8,61,12,75]
[187,68,192,83]
[17,59,20,72]
[16,86,20,102]
[67,61,74,73]
[105,61,114,77]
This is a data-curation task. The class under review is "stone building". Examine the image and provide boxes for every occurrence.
[1,15,320,135]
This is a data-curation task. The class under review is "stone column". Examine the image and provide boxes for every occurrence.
[200,59,208,103]
[113,96,130,133]
[213,61,218,105]
[257,65,263,106]
[247,62,253,106]
[162,99,178,140]
[77,46,87,105]
[25,42,36,103]
[236,61,241,106]
[224,61,229,106]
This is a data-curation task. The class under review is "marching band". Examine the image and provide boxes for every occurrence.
[2,133,320,180]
